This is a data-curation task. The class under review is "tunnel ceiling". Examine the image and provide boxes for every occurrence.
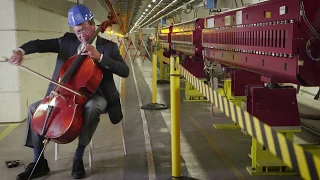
[22,0,203,34]
[105,0,203,34]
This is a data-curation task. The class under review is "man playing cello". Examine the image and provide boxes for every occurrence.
[7,4,129,180]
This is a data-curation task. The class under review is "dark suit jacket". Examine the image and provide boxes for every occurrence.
[20,32,129,124]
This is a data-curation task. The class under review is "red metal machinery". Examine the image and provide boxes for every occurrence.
[202,0,320,128]
[171,18,206,78]
[158,26,172,58]
[201,0,320,175]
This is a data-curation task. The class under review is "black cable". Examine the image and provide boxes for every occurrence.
[314,87,320,100]
[306,37,320,61]
[234,0,238,8]
[240,0,244,6]
[194,7,199,18]
[183,8,192,14]
[300,1,320,38]
[300,0,320,61]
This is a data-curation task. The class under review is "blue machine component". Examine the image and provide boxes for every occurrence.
[204,0,216,9]
[161,18,166,25]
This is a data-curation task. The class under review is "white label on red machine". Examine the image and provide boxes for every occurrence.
[225,15,231,26]
[207,18,215,28]
[280,6,286,15]
[236,10,242,25]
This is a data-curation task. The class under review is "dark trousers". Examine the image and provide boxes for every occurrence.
[23,94,107,148]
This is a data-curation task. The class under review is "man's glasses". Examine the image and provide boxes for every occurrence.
[75,28,89,36]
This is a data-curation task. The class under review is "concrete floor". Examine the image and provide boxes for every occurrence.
[0,51,319,180]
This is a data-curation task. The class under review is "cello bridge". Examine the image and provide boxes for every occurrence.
[50,91,66,100]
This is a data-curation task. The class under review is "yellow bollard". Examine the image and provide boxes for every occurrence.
[170,56,181,179]
[141,53,168,110]
[152,53,157,104]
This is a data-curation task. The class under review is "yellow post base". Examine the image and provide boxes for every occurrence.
[246,166,298,176]
[183,80,207,102]
[246,129,300,176]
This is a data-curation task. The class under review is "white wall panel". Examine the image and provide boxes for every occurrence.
[0,0,16,30]
[15,0,29,30]
[61,16,70,32]
[0,31,17,58]
[28,5,40,31]
[39,9,55,32]
[54,14,62,33]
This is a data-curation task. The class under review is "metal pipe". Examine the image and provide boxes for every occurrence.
[104,0,125,33]
[127,0,138,32]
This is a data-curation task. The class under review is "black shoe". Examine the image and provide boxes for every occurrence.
[71,157,85,179]
[16,159,50,180]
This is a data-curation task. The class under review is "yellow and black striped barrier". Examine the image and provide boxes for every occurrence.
[162,56,320,180]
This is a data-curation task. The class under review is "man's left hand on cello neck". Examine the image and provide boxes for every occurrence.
[81,44,103,61]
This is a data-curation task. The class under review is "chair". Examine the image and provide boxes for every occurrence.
[54,118,127,167]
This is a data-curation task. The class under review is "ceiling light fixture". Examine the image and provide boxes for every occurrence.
[140,0,179,27]
[134,0,165,25]
[129,0,165,34]
[143,0,197,28]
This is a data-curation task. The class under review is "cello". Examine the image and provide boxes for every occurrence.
[2,12,117,179]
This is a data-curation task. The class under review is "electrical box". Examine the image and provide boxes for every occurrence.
[204,0,216,9]
[161,18,166,25]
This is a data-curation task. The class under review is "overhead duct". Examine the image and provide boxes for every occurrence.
[66,0,84,4]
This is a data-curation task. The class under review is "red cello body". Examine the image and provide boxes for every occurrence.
[31,55,103,144]
[30,12,116,144]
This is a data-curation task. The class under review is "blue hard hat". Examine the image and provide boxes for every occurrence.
[68,4,94,26]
